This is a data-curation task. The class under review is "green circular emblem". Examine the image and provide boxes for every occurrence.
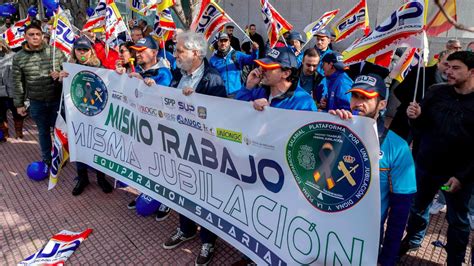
[286,122,371,212]
[70,70,108,116]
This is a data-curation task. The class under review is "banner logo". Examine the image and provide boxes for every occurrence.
[216,128,242,143]
[71,71,108,116]
[286,122,371,212]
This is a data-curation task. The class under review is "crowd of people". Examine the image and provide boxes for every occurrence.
[1,14,474,266]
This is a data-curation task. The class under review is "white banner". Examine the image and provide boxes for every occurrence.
[63,63,381,265]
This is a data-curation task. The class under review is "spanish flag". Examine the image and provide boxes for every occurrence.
[426,0,456,36]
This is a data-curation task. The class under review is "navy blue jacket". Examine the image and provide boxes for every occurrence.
[171,59,227,98]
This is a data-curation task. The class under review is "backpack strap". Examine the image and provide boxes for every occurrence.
[377,116,389,146]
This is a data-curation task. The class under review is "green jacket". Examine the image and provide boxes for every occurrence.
[12,42,65,107]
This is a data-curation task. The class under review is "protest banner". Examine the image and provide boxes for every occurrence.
[63,63,381,265]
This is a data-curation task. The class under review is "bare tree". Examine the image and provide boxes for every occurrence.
[172,0,221,29]
[434,0,474,33]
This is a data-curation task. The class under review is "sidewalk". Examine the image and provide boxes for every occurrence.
[0,116,472,265]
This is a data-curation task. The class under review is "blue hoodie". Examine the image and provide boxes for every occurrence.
[137,59,172,86]
[235,84,317,111]
[210,48,258,95]
[316,70,353,111]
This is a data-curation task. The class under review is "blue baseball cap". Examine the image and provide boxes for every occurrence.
[348,73,388,99]
[73,36,92,50]
[314,29,331,38]
[321,52,346,71]
[255,47,298,69]
[288,32,305,44]
[131,36,158,51]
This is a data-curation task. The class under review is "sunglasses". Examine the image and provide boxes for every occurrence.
[76,48,90,52]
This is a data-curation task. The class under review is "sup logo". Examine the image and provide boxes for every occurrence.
[71,71,108,116]
[286,122,371,212]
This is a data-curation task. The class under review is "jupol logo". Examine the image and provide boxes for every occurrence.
[177,115,202,130]
[286,122,371,212]
[70,71,108,116]
[216,128,242,143]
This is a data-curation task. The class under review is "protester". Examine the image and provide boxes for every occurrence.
[313,29,333,75]
[288,31,305,67]
[12,21,65,166]
[329,73,416,266]
[241,24,265,58]
[445,39,462,52]
[400,51,474,266]
[83,30,120,70]
[165,28,183,53]
[0,17,12,33]
[390,50,453,141]
[131,26,144,43]
[0,39,24,141]
[115,41,137,74]
[466,41,474,52]
[163,31,226,265]
[138,19,153,37]
[126,36,172,87]
[316,52,353,111]
[235,46,317,111]
[57,37,114,196]
[225,24,241,51]
[297,48,323,96]
[209,32,259,97]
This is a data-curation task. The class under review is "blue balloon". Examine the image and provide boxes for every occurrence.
[136,193,161,217]
[0,3,17,17]
[117,180,128,188]
[42,0,59,12]
[86,7,94,17]
[28,6,38,17]
[45,9,54,19]
[27,161,49,181]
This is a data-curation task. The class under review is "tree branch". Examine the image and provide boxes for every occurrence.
[433,0,474,33]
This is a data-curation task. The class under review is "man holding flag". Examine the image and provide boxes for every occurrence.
[12,21,65,167]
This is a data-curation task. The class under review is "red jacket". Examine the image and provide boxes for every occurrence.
[93,41,119,70]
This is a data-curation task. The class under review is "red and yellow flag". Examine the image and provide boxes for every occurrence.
[332,0,369,43]
[426,0,456,36]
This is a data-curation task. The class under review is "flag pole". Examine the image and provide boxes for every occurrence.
[223,13,253,43]
[412,31,426,102]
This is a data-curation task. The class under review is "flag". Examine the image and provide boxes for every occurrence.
[139,0,176,14]
[332,0,369,43]
[52,10,77,55]
[128,0,148,16]
[366,50,394,69]
[303,9,339,42]
[342,0,426,65]
[1,16,31,49]
[19,229,92,265]
[82,0,106,32]
[105,0,128,45]
[390,47,419,83]
[426,0,456,36]
[48,115,69,190]
[151,8,176,43]
[191,1,231,41]
[259,0,293,48]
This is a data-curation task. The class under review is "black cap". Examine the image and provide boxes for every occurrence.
[255,47,298,69]
[348,74,388,99]
[321,52,346,71]
[73,36,92,50]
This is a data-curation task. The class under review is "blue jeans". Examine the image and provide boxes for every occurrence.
[29,100,60,164]
[405,165,472,265]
